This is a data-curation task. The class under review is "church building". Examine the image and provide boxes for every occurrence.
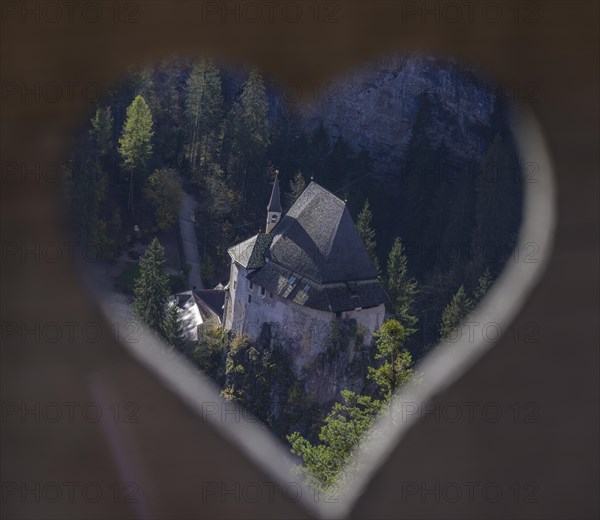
[223,176,387,350]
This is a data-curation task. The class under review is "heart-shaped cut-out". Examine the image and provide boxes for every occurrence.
[75,53,555,517]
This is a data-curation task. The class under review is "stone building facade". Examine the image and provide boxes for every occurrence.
[223,178,387,360]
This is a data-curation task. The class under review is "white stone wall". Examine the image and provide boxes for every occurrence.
[242,288,327,368]
[225,257,385,382]
[224,262,251,335]
[224,261,386,404]
[230,278,382,369]
[342,304,386,343]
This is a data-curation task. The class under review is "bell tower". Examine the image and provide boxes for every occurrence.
[266,171,282,233]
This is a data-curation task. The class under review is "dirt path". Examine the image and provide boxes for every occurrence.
[179,193,204,291]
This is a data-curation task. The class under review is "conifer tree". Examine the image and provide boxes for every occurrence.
[185,59,224,180]
[288,319,414,489]
[90,106,114,160]
[473,267,493,303]
[439,285,473,340]
[369,319,413,399]
[238,69,270,157]
[149,59,185,166]
[385,237,418,334]
[133,237,170,331]
[228,70,270,211]
[118,95,154,210]
[162,302,184,350]
[143,169,184,231]
[288,390,381,490]
[356,200,381,275]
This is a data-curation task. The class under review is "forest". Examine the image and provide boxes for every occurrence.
[66,56,523,489]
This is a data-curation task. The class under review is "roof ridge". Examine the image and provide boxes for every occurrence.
[306,181,346,207]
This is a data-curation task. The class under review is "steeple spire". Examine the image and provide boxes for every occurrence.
[266,170,282,233]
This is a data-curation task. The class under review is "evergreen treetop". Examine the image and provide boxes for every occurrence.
[356,199,380,275]
[133,237,170,332]
[385,237,419,335]
[162,302,184,350]
[118,95,154,174]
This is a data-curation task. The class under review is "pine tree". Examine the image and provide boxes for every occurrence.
[143,169,184,231]
[287,319,414,489]
[288,390,381,490]
[194,325,228,385]
[229,70,270,188]
[473,267,493,303]
[238,69,270,158]
[162,302,184,350]
[150,59,186,166]
[369,319,413,399]
[385,237,418,334]
[227,69,270,211]
[439,285,473,340]
[185,59,224,181]
[119,95,154,172]
[133,237,170,331]
[90,106,114,160]
[118,95,154,210]
[356,200,381,275]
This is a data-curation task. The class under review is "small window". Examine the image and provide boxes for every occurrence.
[233,281,236,289]
[271,215,278,222]
[260,287,266,297]
[269,292,273,298]
[248,294,252,303]
[249,282,253,290]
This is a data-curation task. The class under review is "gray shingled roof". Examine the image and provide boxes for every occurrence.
[267,182,379,283]
[228,182,387,312]
[267,175,282,213]
[247,260,387,312]
[228,233,272,269]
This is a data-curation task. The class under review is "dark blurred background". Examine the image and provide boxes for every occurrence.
[1,1,598,519]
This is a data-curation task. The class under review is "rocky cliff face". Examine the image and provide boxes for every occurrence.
[300,54,497,173]
[222,319,375,441]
